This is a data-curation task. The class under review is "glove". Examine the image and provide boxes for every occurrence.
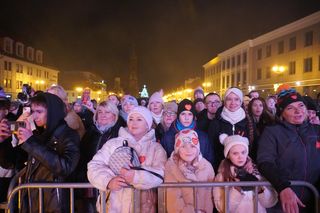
[236,168,258,191]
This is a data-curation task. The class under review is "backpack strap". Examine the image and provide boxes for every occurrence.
[130,166,164,181]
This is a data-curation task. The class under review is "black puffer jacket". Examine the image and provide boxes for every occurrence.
[257,120,320,212]
[20,93,80,213]
[208,107,249,172]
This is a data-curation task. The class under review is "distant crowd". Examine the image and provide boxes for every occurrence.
[0,83,320,213]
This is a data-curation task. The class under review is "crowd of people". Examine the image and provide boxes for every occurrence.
[0,83,320,213]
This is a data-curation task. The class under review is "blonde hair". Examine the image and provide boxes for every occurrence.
[47,85,68,103]
[94,101,119,122]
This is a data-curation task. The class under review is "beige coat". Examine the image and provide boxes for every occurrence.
[164,156,215,213]
[88,127,167,213]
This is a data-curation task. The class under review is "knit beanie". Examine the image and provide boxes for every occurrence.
[225,87,243,103]
[220,134,249,157]
[148,90,164,106]
[128,106,153,130]
[174,129,200,154]
[177,99,196,117]
[164,101,178,113]
[276,85,304,116]
[121,95,138,107]
[303,96,317,111]
[194,87,204,98]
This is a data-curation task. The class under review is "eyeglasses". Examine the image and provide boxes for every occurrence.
[206,101,221,106]
[164,111,176,116]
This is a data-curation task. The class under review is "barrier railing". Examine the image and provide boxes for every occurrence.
[1,181,318,213]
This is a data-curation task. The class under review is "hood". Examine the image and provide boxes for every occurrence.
[41,93,67,134]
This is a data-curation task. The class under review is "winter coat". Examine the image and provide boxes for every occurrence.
[74,117,125,183]
[213,160,277,213]
[257,120,320,212]
[20,93,80,213]
[164,156,215,213]
[160,120,214,165]
[196,109,212,132]
[208,107,249,171]
[87,127,167,213]
[64,109,86,139]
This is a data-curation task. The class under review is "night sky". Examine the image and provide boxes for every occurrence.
[1,0,320,93]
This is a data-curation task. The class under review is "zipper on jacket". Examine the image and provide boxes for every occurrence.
[296,127,307,200]
[232,124,235,135]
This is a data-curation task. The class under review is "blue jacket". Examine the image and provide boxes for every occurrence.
[257,120,320,211]
[160,120,214,165]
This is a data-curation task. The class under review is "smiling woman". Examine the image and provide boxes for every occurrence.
[257,87,320,213]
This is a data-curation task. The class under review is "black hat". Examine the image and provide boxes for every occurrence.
[177,99,196,117]
[276,87,305,116]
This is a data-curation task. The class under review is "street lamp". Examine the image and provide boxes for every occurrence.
[272,65,286,74]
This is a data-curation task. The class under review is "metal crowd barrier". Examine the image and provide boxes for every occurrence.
[0,181,318,213]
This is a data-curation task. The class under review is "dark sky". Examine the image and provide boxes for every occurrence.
[1,0,320,93]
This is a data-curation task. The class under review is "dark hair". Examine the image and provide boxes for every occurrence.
[248,90,259,98]
[30,94,47,108]
[204,92,221,102]
[0,99,10,110]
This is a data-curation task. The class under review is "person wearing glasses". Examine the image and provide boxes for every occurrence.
[197,93,222,132]
[155,102,178,142]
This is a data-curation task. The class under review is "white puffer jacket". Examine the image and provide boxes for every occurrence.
[87,127,167,213]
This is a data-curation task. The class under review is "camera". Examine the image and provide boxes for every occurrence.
[8,121,26,133]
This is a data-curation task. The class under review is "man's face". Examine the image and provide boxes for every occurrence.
[31,104,47,127]
[205,95,221,114]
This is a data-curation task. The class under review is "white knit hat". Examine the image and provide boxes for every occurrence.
[148,89,164,107]
[220,134,249,157]
[128,106,153,130]
[174,129,200,154]
[224,87,243,103]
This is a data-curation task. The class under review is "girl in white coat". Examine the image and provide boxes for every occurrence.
[87,106,167,213]
[213,135,277,213]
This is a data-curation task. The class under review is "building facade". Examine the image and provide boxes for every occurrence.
[204,11,320,98]
[0,36,59,99]
[59,71,107,103]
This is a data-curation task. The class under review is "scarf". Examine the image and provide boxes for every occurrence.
[221,107,246,125]
[151,111,163,125]
[176,119,196,131]
[94,121,115,134]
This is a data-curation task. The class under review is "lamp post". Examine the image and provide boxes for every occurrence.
[272,65,286,92]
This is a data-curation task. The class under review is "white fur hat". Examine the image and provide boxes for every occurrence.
[128,106,153,130]
[148,89,164,106]
[224,87,243,103]
[220,134,249,157]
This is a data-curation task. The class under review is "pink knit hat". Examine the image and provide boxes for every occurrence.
[174,129,200,154]
[148,89,164,107]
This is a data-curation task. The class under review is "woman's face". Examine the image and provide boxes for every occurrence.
[179,111,194,127]
[225,92,241,112]
[266,98,276,110]
[123,102,135,114]
[251,100,264,117]
[163,111,177,128]
[149,102,163,115]
[179,143,198,163]
[96,106,116,126]
[228,144,248,167]
[281,101,307,125]
[127,113,148,139]
[108,95,119,106]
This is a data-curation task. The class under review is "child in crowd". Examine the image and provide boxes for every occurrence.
[165,129,214,213]
[213,135,277,213]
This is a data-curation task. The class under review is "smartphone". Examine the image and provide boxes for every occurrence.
[8,121,26,133]
[23,107,31,114]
